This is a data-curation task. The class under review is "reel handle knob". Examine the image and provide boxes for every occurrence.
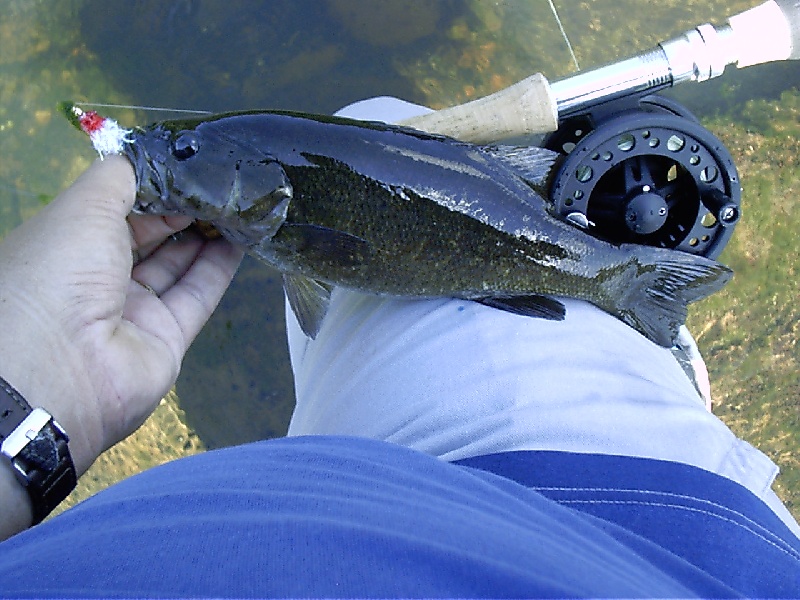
[703,189,741,227]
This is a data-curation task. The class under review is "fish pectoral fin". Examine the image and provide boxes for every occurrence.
[475,294,566,321]
[283,274,333,339]
[279,223,370,267]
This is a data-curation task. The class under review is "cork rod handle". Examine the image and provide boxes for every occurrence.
[398,73,558,144]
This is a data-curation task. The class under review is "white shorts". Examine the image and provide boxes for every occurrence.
[284,97,799,536]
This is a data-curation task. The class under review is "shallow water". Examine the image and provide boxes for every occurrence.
[0,0,798,512]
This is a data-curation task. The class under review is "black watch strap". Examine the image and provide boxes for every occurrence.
[0,377,77,524]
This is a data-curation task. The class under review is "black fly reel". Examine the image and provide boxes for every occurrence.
[545,97,740,259]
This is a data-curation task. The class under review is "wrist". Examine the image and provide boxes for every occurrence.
[0,347,101,477]
[0,292,104,475]
[0,377,77,538]
[0,307,98,538]
[0,451,33,538]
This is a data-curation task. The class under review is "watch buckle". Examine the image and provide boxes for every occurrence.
[1,408,59,486]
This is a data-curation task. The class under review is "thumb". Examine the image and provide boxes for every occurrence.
[55,154,137,219]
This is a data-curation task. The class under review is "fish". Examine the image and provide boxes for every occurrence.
[122,110,732,346]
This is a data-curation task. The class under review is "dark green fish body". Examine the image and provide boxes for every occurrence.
[125,110,731,345]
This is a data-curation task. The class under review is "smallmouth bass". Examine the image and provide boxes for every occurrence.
[123,110,732,346]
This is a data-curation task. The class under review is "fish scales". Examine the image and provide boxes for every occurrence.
[124,110,732,346]
[276,156,580,297]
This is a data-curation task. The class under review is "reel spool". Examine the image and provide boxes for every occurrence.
[546,97,740,259]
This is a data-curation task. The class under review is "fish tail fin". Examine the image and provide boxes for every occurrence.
[602,246,732,347]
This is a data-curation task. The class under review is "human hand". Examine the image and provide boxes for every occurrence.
[0,155,243,478]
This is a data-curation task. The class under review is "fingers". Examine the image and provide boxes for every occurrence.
[128,214,194,259]
[131,230,207,296]
[158,238,243,349]
[126,234,243,355]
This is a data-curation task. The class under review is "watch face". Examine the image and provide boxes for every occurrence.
[21,418,77,523]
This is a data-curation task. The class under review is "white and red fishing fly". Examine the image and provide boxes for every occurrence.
[62,102,132,158]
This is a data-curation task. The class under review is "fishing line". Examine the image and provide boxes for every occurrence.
[78,102,213,115]
[547,0,580,72]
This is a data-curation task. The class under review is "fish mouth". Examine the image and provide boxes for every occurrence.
[123,135,169,215]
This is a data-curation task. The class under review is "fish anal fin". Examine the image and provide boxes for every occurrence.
[476,294,566,321]
[283,274,333,338]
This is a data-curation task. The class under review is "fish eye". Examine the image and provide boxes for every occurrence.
[172,132,199,160]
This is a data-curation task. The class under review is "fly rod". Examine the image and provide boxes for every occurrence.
[401,0,800,143]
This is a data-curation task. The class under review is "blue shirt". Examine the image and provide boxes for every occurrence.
[0,436,798,597]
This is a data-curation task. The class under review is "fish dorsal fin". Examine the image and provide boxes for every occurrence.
[481,145,560,187]
[283,274,333,339]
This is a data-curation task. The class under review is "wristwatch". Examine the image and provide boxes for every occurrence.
[0,376,77,524]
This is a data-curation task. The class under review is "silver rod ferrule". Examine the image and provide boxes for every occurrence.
[551,49,673,118]
[551,23,737,119]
